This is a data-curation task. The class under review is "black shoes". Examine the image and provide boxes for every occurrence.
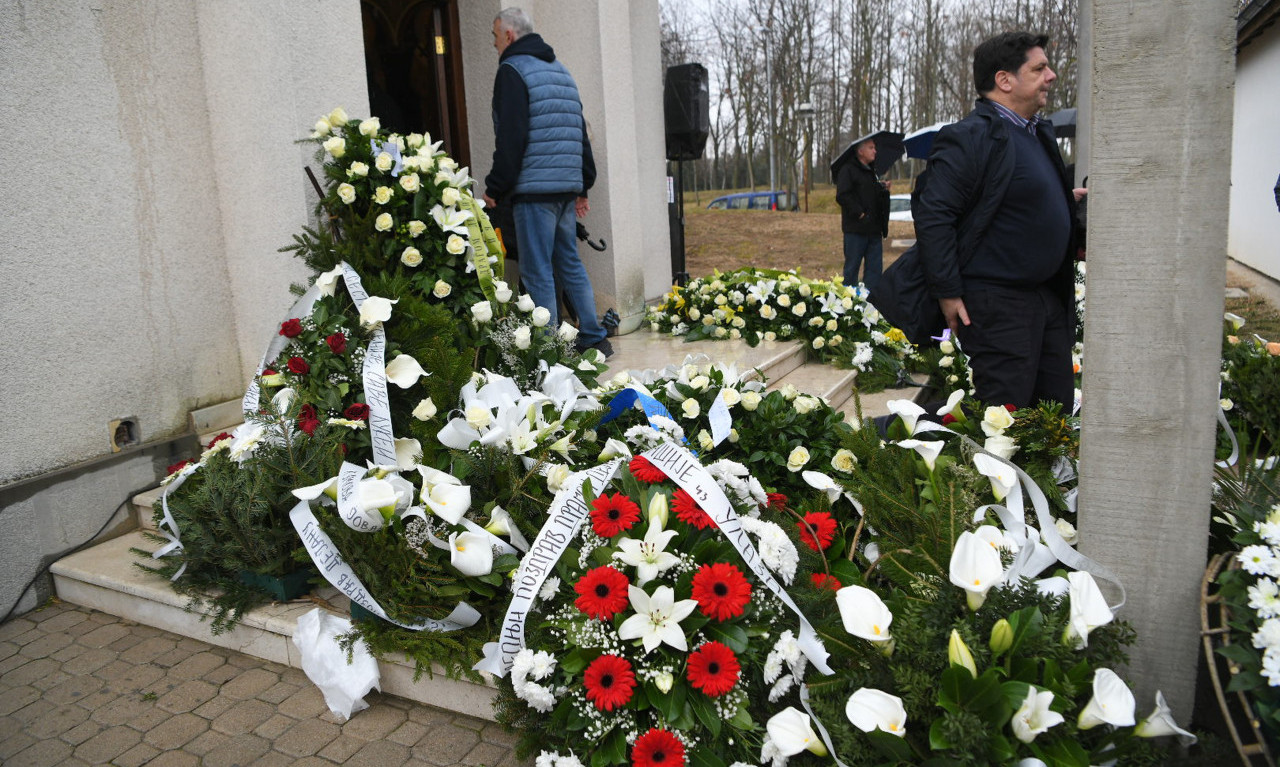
[577,338,614,359]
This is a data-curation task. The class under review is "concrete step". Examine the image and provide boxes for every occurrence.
[765,362,859,411]
[50,531,499,721]
[839,373,931,425]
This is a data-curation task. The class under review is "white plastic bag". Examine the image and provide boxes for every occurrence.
[292,608,381,721]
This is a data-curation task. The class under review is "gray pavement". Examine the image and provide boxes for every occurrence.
[0,600,531,767]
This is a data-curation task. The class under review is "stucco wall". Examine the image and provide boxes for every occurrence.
[1229,24,1280,279]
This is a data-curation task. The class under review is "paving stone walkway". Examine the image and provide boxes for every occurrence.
[0,601,531,767]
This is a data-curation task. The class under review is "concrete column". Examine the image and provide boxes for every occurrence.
[1078,0,1236,718]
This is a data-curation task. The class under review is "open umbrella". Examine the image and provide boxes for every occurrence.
[902,121,951,159]
[830,130,905,177]
[1046,107,1077,138]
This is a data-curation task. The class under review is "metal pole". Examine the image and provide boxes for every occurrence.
[765,32,776,192]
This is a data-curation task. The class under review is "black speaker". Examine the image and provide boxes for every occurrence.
[664,63,709,162]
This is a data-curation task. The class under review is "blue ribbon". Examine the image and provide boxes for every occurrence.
[598,388,676,429]
[371,139,404,177]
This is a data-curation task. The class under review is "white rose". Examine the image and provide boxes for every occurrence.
[982,405,1016,436]
[375,152,393,172]
[405,132,424,149]
[375,213,393,232]
[337,183,356,204]
[689,375,710,391]
[441,187,461,207]
[513,326,532,349]
[399,173,420,193]
[313,117,332,136]
[720,388,741,406]
[558,322,578,343]
[517,294,535,312]
[328,107,348,126]
[374,186,393,205]
[713,327,727,338]
[682,398,701,419]
[760,304,777,320]
[406,220,426,237]
[794,395,820,415]
[697,430,714,451]
[1054,517,1079,545]
[347,162,369,177]
[799,284,812,297]
[688,308,701,321]
[728,429,739,443]
[471,301,493,323]
[792,301,807,317]
[531,307,551,327]
[493,280,512,303]
[786,446,811,472]
[764,331,777,342]
[832,448,858,473]
[446,234,467,255]
[812,337,826,350]
[322,136,346,158]
[984,434,1019,460]
[412,398,437,420]
[358,117,380,136]
[830,334,843,346]
[841,296,854,310]
[465,405,492,430]
[545,464,572,492]
[777,294,792,308]
[740,391,762,411]
[400,247,422,267]
[438,157,458,172]
[432,280,452,298]
[939,356,954,368]
[714,294,727,306]
[826,319,838,332]
[939,339,955,354]
[780,383,800,401]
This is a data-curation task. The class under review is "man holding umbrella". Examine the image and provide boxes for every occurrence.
[835,135,891,292]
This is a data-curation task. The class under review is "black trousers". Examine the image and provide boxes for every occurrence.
[955,283,1074,410]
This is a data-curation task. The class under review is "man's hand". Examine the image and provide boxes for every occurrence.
[1072,187,1087,202]
[482,193,497,209]
[939,296,970,337]
[575,196,590,218]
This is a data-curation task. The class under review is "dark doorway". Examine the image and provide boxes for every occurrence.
[361,0,471,167]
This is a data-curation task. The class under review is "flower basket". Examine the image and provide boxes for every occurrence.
[1203,551,1278,766]
[236,568,313,602]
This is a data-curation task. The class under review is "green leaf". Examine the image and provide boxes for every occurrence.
[1216,643,1258,666]
[703,622,749,653]
[688,747,726,767]
[868,728,915,760]
[1006,606,1045,653]
[598,728,627,765]
[1228,670,1265,692]
[1038,736,1091,767]
[690,692,722,738]
[929,717,954,749]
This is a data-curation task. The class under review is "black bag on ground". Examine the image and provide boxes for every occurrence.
[866,245,945,347]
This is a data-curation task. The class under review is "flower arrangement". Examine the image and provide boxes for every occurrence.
[1220,312,1280,455]
[647,269,919,391]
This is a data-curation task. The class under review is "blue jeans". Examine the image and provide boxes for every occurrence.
[843,233,883,293]
[513,199,607,346]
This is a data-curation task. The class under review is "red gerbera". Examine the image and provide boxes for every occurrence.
[686,641,741,696]
[632,728,685,767]
[326,332,347,355]
[672,489,713,529]
[629,456,668,483]
[810,573,842,591]
[766,492,789,511]
[583,654,636,711]
[590,492,642,537]
[279,318,303,338]
[206,432,233,449]
[691,562,752,621]
[796,511,837,552]
[344,403,370,421]
[573,566,630,620]
[298,404,320,436]
[287,356,310,375]
[165,459,193,477]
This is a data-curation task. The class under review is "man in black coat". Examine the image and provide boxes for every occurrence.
[915,31,1084,410]
[835,140,890,292]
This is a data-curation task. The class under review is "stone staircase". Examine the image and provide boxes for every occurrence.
[51,332,927,719]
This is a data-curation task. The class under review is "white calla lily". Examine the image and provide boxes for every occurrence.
[1065,570,1115,648]
[835,585,893,645]
[417,466,472,524]
[358,296,398,328]
[949,529,1005,610]
[394,438,422,471]
[1011,686,1064,743]
[936,389,966,418]
[448,531,494,576]
[1134,691,1197,745]
[385,354,428,388]
[973,452,1017,502]
[887,399,928,434]
[767,706,830,755]
[897,438,945,471]
[316,265,345,297]
[845,688,907,737]
[616,585,697,653]
[613,521,680,586]
[292,476,338,502]
[272,387,296,413]
[484,506,529,551]
[1078,668,1137,729]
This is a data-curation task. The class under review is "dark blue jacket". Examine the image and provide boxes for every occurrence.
[915,99,1077,315]
[485,34,596,202]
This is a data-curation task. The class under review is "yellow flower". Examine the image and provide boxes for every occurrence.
[885,328,907,344]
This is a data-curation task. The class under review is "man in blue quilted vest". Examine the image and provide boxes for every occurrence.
[483,7,612,358]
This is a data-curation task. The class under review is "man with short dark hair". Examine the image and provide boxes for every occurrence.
[915,31,1084,409]
[483,7,612,358]
[835,139,890,292]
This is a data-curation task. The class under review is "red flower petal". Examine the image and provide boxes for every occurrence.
[573,566,630,620]
[583,654,636,711]
[590,493,641,537]
[810,573,842,591]
[629,456,668,483]
[686,641,741,697]
[796,511,837,552]
[691,562,752,621]
[632,728,685,767]
[672,489,713,529]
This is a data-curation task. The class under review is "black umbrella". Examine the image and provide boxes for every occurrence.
[902,121,951,159]
[830,130,905,177]
[1046,107,1077,138]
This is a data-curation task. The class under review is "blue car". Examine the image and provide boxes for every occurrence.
[706,190,799,211]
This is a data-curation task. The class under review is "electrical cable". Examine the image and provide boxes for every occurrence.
[0,481,162,625]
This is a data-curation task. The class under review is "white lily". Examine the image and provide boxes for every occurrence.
[385,354,428,389]
[430,203,474,235]
[1078,668,1136,729]
[949,529,1005,610]
[1134,691,1197,745]
[358,296,398,327]
[350,476,398,529]
[767,706,830,755]
[616,585,697,653]
[315,265,345,297]
[613,520,680,586]
[484,506,529,551]
[394,438,422,471]
[448,530,493,576]
[845,688,907,737]
[1065,570,1115,648]
[1011,686,1064,743]
[973,452,1017,502]
[417,466,472,524]
[292,476,338,502]
[936,389,966,418]
[897,438,945,471]
[835,585,893,645]
[887,399,928,434]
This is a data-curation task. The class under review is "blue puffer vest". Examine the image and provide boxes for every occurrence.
[501,54,586,196]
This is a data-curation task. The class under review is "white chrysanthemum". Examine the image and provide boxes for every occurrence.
[1257,521,1280,547]
[1264,648,1280,686]
[1241,545,1279,576]
[1254,618,1280,651]
[1249,579,1280,619]
[539,576,561,602]
[769,674,795,702]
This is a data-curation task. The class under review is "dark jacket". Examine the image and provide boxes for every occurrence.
[835,159,889,236]
[485,34,596,203]
[914,99,1077,315]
